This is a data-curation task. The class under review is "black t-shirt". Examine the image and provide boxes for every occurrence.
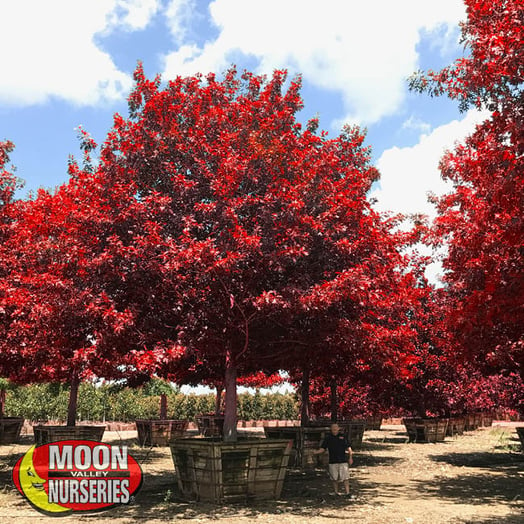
[320,432,350,464]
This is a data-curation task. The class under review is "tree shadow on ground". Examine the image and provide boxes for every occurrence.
[429,451,524,470]
[423,449,523,509]
[353,451,402,468]
[100,467,398,521]
[359,441,399,451]
[458,514,524,524]
[10,435,35,446]
[412,470,523,507]
[0,447,22,490]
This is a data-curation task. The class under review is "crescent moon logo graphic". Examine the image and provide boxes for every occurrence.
[13,445,70,514]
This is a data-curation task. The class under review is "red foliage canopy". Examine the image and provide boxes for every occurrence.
[0,135,167,391]
[89,66,421,437]
[411,0,523,377]
[0,66,424,433]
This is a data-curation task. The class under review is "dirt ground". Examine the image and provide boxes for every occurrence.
[1,424,523,523]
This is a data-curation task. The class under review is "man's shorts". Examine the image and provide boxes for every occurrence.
[328,462,350,481]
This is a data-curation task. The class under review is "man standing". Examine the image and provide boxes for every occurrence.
[313,422,354,496]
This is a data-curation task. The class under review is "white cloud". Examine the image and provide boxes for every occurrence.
[401,116,431,134]
[0,0,159,106]
[108,0,161,31]
[164,0,197,43]
[372,109,489,219]
[162,0,466,125]
[372,109,489,285]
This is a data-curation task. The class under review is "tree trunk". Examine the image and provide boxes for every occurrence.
[223,350,237,442]
[215,385,223,415]
[159,393,168,420]
[300,366,310,427]
[66,373,80,427]
[330,378,338,422]
[0,389,5,418]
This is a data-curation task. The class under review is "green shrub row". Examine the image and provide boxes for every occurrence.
[5,383,299,422]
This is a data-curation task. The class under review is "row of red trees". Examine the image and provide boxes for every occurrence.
[0,68,425,439]
[0,0,522,436]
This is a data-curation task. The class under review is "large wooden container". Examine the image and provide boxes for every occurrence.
[263,427,303,467]
[264,426,331,468]
[340,420,366,449]
[464,413,478,431]
[170,438,292,503]
[195,415,225,437]
[516,427,524,451]
[135,419,189,447]
[446,417,465,437]
[301,427,330,468]
[265,422,362,469]
[304,419,366,449]
[0,417,24,444]
[480,412,494,427]
[365,417,383,431]
[403,418,448,443]
[33,424,106,445]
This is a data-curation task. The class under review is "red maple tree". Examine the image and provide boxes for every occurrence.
[410,0,523,380]
[1,66,426,435]
[0,141,24,418]
[90,65,423,439]
[0,133,170,425]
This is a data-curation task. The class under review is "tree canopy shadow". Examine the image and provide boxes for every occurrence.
[429,451,524,470]
[457,514,524,524]
[99,467,393,521]
[359,440,399,451]
[412,470,523,506]
[353,452,403,468]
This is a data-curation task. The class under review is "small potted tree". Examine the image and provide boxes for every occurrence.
[0,134,156,444]
[0,143,25,443]
[135,378,189,446]
[0,378,24,444]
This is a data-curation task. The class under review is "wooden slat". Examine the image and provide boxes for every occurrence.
[246,444,258,496]
[0,418,23,444]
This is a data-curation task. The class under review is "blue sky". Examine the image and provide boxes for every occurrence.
[1,1,485,243]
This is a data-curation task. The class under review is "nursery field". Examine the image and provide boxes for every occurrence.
[0,424,522,524]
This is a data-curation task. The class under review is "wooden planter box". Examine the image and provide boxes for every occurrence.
[516,427,524,451]
[403,418,448,443]
[0,417,24,444]
[135,419,189,447]
[265,421,364,469]
[195,415,225,437]
[340,420,366,449]
[170,438,292,503]
[464,413,478,431]
[446,417,465,437]
[365,417,383,431]
[304,419,366,449]
[480,412,494,427]
[263,427,305,467]
[33,425,106,445]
